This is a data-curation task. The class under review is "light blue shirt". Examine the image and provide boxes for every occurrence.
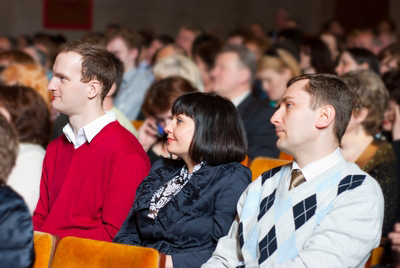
[114,67,154,120]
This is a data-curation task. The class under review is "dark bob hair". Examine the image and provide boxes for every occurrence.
[345,48,381,76]
[0,85,51,148]
[301,37,335,74]
[172,92,248,166]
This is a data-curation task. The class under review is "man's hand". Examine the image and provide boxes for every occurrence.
[159,253,173,268]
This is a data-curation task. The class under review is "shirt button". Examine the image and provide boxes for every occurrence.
[151,219,155,225]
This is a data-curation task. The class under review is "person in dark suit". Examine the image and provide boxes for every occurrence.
[114,92,252,268]
[211,45,279,159]
[0,113,35,268]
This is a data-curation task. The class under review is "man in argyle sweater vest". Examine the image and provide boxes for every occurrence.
[203,74,384,267]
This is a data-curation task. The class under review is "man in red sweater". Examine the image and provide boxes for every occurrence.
[33,41,150,242]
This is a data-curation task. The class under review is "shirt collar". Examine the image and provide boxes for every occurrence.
[122,67,137,83]
[63,112,116,149]
[231,91,251,107]
[291,147,342,181]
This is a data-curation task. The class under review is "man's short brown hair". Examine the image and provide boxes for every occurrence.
[0,114,18,184]
[59,40,116,100]
[288,74,356,143]
[105,28,143,50]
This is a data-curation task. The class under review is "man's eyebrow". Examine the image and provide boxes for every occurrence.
[277,96,295,107]
[53,72,70,80]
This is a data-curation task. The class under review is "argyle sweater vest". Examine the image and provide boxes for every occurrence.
[232,159,383,267]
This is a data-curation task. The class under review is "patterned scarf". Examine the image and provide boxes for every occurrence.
[148,161,206,219]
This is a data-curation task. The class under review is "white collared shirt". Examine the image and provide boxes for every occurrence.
[63,112,116,149]
[286,147,343,190]
[231,91,251,107]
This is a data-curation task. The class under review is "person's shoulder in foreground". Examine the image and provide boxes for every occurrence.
[0,114,34,268]
[202,73,384,267]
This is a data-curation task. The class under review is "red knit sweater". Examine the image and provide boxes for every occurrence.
[33,121,150,242]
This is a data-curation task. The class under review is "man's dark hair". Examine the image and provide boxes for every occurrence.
[287,74,355,143]
[172,92,248,165]
[301,37,335,73]
[109,53,124,98]
[105,28,143,51]
[0,114,18,184]
[155,35,175,46]
[193,37,222,71]
[220,45,257,83]
[278,28,304,47]
[192,34,221,60]
[382,70,400,95]
[59,40,116,101]
[344,48,381,76]
[0,85,51,148]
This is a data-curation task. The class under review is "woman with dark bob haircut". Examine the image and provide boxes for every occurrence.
[114,92,252,268]
[336,47,381,76]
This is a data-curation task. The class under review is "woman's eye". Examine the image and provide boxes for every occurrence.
[286,103,293,108]
[176,118,183,124]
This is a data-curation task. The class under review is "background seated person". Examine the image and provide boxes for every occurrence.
[114,92,252,268]
[336,48,381,76]
[0,85,51,214]
[341,70,398,238]
[138,76,197,164]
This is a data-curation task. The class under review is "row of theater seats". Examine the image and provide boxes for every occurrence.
[32,151,383,267]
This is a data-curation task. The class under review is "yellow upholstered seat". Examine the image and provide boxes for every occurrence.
[250,157,292,181]
[33,231,58,268]
[51,236,159,268]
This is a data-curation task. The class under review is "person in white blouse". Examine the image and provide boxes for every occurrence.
[0,85,51,214]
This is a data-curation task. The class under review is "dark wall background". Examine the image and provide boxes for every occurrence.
[0,0,398,41]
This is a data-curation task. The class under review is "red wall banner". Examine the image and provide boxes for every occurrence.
[43,0,93,30]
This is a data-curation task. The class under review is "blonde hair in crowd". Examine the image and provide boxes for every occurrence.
[258,48,301,77]
[154,55,204,92]
[1,63,51,108]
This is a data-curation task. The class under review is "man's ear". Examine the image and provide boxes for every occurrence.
[238,68,251,84]
[88,80,101,99]
[129,48,139,61]
[316,105,335,129]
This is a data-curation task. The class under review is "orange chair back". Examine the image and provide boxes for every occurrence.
[250,157,292,181]
[279,151,294,161]
[131,120,144,130]
[33,231,58,268]
[240,155,249,167]
[51,236,159,268]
